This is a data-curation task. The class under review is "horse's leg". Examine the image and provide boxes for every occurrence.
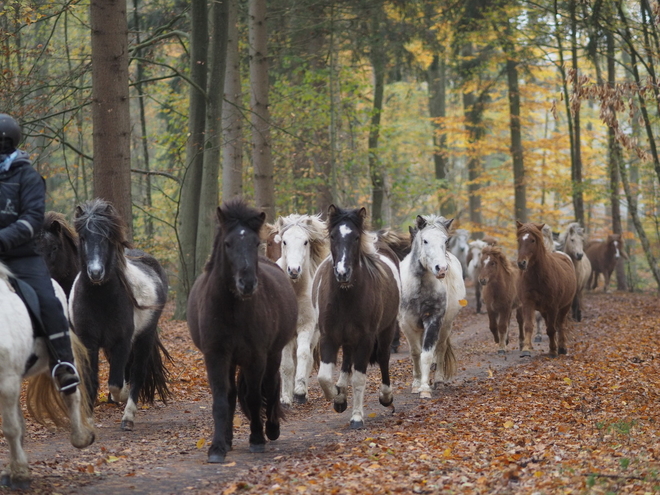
[107,339,131,405]
[534,311,543,342]
[62,389,95,448]
[557,304,572,355]
[420,311,445,399]
[516,307,524,347]
[401,322,423,393]
[293,321,317,404]
[205,353,231,463]
[603,269,611,293]
[475,282,482,314]
[377,324,395,409]
[263,353,284,442]
[520,306,535,357]
[333,347,353,413]
[487,310,499,344]
[120,329,157,431]
[497,309,512,354]
[433,319,456,390]
[80,340,100,411]
[225,363,237,450]
[279,337,296,406]
[0,377,30,490]
[571,293,581,322]
[238,360,267,452]
[544,311,558,357]
[317,335,339,401]
[348,341,372,429]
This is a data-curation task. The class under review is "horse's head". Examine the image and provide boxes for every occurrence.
[413,215,453,279]
[260,223,282,262]
[516,221,546,271]
[562,222,585,261]
[606,234,627,260]
[36,212,79,269]
[277,214,326,281]
[217,199,265,298]
[328,205,368,288]
[74,200,128,284]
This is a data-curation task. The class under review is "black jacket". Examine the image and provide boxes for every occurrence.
[0,150,45,258]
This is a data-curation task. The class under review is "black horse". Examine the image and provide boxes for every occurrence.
[312,205,400,429]
[69,199,170,431]
[188,198,298,464]
[35,211,80,297]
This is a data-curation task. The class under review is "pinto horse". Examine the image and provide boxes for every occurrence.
[70,199,171,431]
[558,223,592,321]
[399,215,466,398]
[0,264,94,489]
[516,221,577,357]
[35,211,80,297]
[313,206,400,428]
[188,199,297,462]
[586,234,626,292]
[275,213,328,405]
[479,246,522,354]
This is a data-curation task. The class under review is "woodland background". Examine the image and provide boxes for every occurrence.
[2,0,660,316]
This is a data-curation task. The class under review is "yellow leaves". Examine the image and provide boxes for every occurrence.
[106,456,120,463]
[368,413,377,418]
[443,448,452,458]
[563,377,572,386]
[403,39,434,69]
[459,299,468,307]
[503,421,515,429]
[233,416,243,427]
[224,462,236,467]
[196,438,206,449]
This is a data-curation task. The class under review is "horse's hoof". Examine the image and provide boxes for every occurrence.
[520,350,531,358]
[390,345,399,354]
[249,443,266,453]
[498,349,506,355]
[293,393,307,405]
[379,396,393,407]
[333,400,347,413]
[11,479,30,490]
[266,421,280,441]
[120,420,134,431]
[0,474,10,487]
[534,336,542,343]
[207,453,225,464]
[349,420,364,429]
[558,347,568,355]
[420,391,432,399]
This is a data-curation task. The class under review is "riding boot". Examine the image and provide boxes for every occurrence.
[49,333,80,395]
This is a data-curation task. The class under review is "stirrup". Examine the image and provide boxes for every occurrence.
[51,361,80,393]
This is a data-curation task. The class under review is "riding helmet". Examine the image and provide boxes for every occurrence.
[0,114,22,149]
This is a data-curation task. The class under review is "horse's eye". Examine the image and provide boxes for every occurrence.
[423,239,428,244]
[283,240,287,246]
[304,240,308,246]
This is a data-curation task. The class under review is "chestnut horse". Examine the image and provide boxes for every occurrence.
[478,246,523,354]
[558,222,592,321]
[516,222,577,357]
[585,234,626,292]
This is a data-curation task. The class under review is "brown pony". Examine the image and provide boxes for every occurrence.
[260,222,282,261]
[35,211,80,297]
[516,221,577,357]
[478,246,523,354]
[585,234,626,292]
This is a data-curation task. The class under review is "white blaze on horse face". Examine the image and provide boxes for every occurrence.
[483,256,490,267]
[420,228,449,278]
[613,240,620,259]
[522,233,530,241]
[281,226,309,279]
[339,224,352,238]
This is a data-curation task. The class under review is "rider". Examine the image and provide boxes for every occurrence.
[0,113,79,394]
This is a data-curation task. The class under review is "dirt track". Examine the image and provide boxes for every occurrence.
[5,284,570,494]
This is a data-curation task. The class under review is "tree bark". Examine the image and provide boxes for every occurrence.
[249,0,275,222]
[90,0,132,239]
[196,0,229,275]
[506,51,527,223]
[175,0,208,319]
[222,0,244,201]
[569,0,584,225]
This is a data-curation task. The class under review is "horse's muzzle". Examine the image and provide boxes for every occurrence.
[576,252,584,260]
[334,269,352,287]
[236,278,257,298]
[87,268,105,284]
[479,278,488,286]
[288,267,301,280]
[517,260,527,271]
[433,265,448,279]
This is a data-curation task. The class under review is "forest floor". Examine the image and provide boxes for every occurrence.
[5,285,660,494]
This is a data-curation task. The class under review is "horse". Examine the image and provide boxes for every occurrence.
[188,199,297,462]
[312,205,400,428]
[466,239,492,313]
[447,228,470,279]
[261,222,282,262]
[535,224,558,342]
[275,213,328,406]
[478,246,523,354]
[35,211,80,297]
[516,221,577,357]
[0,263,94,489]
[558,222,592,321]
[585,234,626,292]
[69,199,171,431]
[399,215,466,398]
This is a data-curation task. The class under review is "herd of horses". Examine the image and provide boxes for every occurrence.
[0,197,627,484]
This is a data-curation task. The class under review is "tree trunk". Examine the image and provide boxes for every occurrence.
[506,52,527,223]
[196,0,229,275]
[606,32,627,290]
[427,54,453,217]
[368,7,386,230]
[249,0,275,222]
[222,0,243,201]
[90,0,132,239]
[175,0,208,319]
[570,0,585,225]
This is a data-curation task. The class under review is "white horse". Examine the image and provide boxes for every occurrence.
[0,263,94,489]
[558,222,592,322]
[466,239,487,313]
[447,228,470,279]
[275,214,329,405]
[399,215,466,399]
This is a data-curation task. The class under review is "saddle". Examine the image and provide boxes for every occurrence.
[8,276,46,337]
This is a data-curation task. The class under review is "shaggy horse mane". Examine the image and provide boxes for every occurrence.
[481,245,514,276]
[517,222,548,255]
[276,213,329,272]
[44,211,79,249]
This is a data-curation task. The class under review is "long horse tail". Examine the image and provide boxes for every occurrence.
[138,332,172,404]
[27,332,93,427]
[442,339,457,380]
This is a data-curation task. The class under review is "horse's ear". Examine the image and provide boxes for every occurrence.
[51,219,62,234]
[328,204,337,218]
[216,206,225,224]
[442,218,454,231]
[516,220,524,229]
[358,207,367,221]
[257,211,267,227]
[416,215,427,230]
[75,205,83,219]
[534,223,545,231]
